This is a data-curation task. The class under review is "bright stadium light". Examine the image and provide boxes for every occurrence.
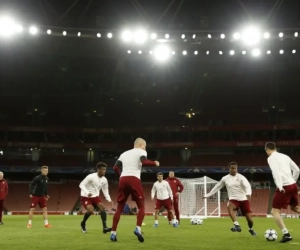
[47,29,51,35]
[77,32,81,37]
[127,50,131,54]
[29,26,38,35]
[121,30,131,41]
[0,17,21,37]
[165,34,169,39]
[192,34,196,39]
[219,51,223,55]
[149,50,153,55]
[292,49,296,54]
[220,34,225,39]
[230,50,235,55]
[251,48,261,57]
[134,29,147,44]
[62,31,67,36]
[107,32,112,38]
[182,50,187,55]
[279,50,284,54]
[267,50,271,54]
[171,51,175,55]
[150,33,157,39]
[207,34,212,39]
[138,50,142,54]
[279,32,283,38]
[233,32,240,40]
[242,26,261,45]
[181,34,185,39]
[242,51,247,55]
[154,45,171,61]
[263,32,270,39]
[294,32,298,37]
[206,51,209,55]
[97,33,101,38]
[194,51,198,55]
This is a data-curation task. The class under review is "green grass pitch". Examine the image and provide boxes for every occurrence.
[0,216,299,249]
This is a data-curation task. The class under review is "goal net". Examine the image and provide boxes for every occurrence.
[178,176,220,219]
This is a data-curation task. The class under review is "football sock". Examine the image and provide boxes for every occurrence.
[44,220,48,225]
[282,228,289,234]
[100,211,107,228]
[136,226,141,232]
[234,221,239,226]
[83,212,92,222]
[111,231,117,235]
[155,220,158,224]
[28,220,32,225]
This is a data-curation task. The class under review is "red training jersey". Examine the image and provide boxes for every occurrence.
[166,177,184,196]
[0,179,8,200]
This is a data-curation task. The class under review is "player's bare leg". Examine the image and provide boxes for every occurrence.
[97,203,112,233]
[153,209,159,227]
[42,207,52,228]
[81,205,94,233]
[227,202,241,232]
[245,213,256,236]
[168,210,179,228]
[27,208,35,228]
[271,208,292,243]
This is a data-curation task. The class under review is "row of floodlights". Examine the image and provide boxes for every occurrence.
[126,46,297,61]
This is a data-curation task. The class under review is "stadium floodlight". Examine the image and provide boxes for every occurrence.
[206,51,209,55]
[149,50,153,55]
[0,17,21,37]
[62,31,67,36]
[292,49,296,54]
[29,26,38,35]
[220,34,225,39]
[263,32,270,39]
[233,32,240,40]
[279,50,284,54]
[267,50,271,54]
[165,33,169,39]
[181,34,185,39]
[230,50,235,55]
[192,34,196,39]
[251,48,261,57]
[134,29,147,44]
[207,34,212,38]
[16,24,23,33]
[138,50,142,54]
[279,32,283,38]
[171,51,175,55]
[97,33,101,38]
[219,51,223,55]
[127,50,131,54]
[241,26,261,45]
[107,32,112,38]
[194,51,198,55]
[182,50,187,55]
[242,51,246,55]
[47,29,51,35]
[77,32,81,37]
[121,30,131,41]
[150,33,157,39]
[294,32,298,37]
[154,45,171,61]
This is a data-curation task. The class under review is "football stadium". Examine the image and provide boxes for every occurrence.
[0,0,300,249]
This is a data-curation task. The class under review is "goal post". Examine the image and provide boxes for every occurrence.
[177,176,221,219]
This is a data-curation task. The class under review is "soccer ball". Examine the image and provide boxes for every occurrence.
[190,218,203,225]
[173,219,179,225]
[264,229,278,241]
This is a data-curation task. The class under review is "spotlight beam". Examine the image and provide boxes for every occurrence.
[155,0,176,26]
[56,0,81,24]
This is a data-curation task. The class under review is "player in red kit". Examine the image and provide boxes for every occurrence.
[0,171,8,225]
[110,138,159,243]
[166,171,184,224]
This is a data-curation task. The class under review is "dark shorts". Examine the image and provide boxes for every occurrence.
[117,176,144,203]
[30,196,47,209]
[272,183,299,209]
[155,198,172,210]
[228,199,252,215]
[80,196,102,209]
